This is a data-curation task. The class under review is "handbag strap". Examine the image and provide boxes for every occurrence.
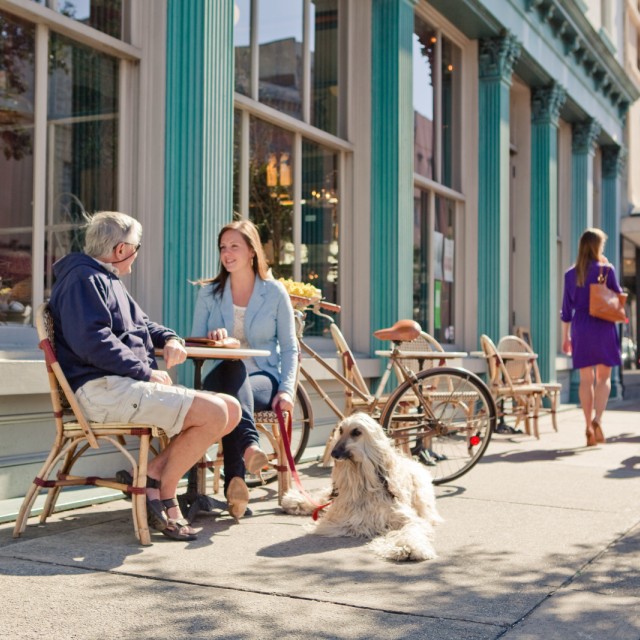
[597,264,609,284]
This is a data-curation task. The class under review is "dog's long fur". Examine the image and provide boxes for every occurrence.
[282,413,442,561]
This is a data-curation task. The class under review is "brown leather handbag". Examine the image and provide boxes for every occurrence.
[589,266,628,323]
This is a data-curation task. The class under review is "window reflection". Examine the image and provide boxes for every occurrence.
[301,139,338,335]
[433,196,455,344]
[0,11,35,325]
[413,17,461,189]
[46,33,118,296]
[54,0,124,40]
[310,0,339,135]
[413,16,435,181]
[258,0,304,119]
[249,118,294,279]
[234,0,251,96]
[441,36,460,189]
[413,189,429,328]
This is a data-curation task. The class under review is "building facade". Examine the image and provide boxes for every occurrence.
[1,0,639,503]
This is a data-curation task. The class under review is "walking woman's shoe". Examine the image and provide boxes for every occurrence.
[227,477,250,520]
[592,419,606,443]
[585,428,597,447]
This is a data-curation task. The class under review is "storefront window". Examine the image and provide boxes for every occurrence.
[433,196,455,344]
[0,9,120,332]
[249,117,294,279]
[234,0,251,96]
[54,0,124,40]
[310,0,339,136]
[441,36,460,190]
[413,16,461,189]
[45,33,118,297]
[301,139,338,335]
[258,0,304,119]
[413,16,435,181]
[413,189,429,328]
[0,11,35,325]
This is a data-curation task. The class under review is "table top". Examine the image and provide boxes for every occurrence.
[156,346,271,360]
[470,351,538,360]
[374,350,468,359]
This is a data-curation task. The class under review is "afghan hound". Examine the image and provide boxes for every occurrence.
[281,413,442,561]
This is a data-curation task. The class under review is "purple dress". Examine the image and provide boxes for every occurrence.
[561,260,623,369]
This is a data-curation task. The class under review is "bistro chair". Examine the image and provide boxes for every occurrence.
[13,303,164,545]
[480,334,545,439]
[507,332,561,432]
[209,413,293,506]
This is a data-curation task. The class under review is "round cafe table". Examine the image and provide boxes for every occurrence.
[156,344,271,519]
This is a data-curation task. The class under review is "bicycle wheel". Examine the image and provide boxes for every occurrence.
[380,367,496,485]
[247,384,314,487]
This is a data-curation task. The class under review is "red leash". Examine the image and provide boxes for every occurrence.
[275,405,331,520]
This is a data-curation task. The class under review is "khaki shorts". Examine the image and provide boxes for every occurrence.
[76,376,197,438]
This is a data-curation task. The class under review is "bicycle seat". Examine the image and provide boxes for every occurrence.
[373,319,422,342]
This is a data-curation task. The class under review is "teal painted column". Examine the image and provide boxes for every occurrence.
[370,0,416,343]
[477,34,520,343]
[530,83,566,383]
[601,144,625,399]
[571,120,600,259]
[164,1,234,344]
[568,119,600,402]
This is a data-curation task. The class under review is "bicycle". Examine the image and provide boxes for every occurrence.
[252,298,497,486]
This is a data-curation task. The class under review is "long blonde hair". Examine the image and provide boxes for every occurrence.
[575,227,606,287]
[197,219,270,296]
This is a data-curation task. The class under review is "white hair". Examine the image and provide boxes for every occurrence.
[83,211,142,258]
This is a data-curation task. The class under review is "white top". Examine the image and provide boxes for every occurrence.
[233,305,258,373]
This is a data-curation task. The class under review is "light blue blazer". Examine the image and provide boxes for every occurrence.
[191,276,298,397]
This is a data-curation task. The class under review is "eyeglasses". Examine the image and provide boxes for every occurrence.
[114,241,142,253]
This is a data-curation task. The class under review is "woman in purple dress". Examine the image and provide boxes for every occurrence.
[561,228,623,446]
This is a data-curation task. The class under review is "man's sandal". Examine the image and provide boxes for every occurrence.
[116,470,168,531]
[161,498,197,541]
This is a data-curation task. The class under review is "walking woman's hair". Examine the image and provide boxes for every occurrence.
[576,227,607,287]
[196,219,270,296]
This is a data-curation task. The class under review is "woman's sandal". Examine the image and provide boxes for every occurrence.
[161,498,197,541]
[592,419,606,443]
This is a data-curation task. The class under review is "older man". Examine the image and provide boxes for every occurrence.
[49,211,240,541]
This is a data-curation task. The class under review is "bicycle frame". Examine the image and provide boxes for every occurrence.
[296,305,434,422]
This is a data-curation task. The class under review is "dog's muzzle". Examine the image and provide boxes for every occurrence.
[331,442,351,460]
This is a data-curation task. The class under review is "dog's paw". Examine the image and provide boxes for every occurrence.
[281,489,314,515]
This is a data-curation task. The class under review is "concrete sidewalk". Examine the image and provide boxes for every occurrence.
[1,400,639,640]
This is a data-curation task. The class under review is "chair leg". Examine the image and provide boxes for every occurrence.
[550,394,559,432]
[13,434,69,536]
[40,441,83,522]
[134,434,151,546]
[13,481,43,537]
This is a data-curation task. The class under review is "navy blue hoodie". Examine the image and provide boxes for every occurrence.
[49,253,180,392]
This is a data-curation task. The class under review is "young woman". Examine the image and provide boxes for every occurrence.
[191,220,298,518]
[561,228,623,446]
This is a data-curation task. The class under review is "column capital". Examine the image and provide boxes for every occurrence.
[572,118,601,155]
[478,32,521,82]
[602,144,626,178]
[531,83,566,126]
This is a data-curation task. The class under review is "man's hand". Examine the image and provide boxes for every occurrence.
[163,338,187,369]
[149,370,173,385]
